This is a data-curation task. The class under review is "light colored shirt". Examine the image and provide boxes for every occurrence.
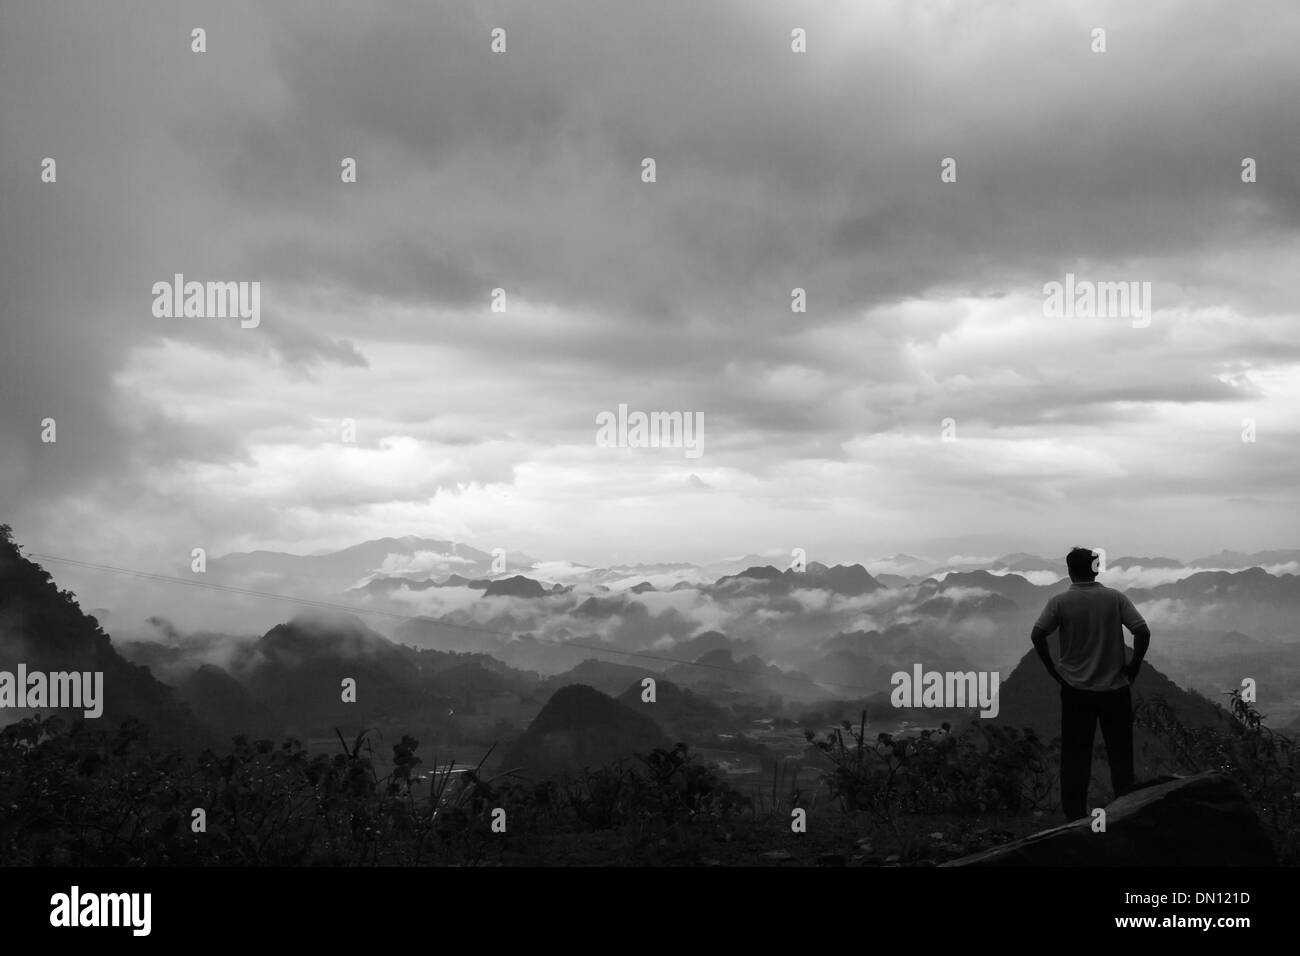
[1033,582,1149,691]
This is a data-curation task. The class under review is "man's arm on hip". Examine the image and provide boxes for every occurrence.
[1031,624,1066,686]
[1120,593,1151,679]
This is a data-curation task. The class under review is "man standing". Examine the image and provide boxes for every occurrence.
[1030,546,1151,820]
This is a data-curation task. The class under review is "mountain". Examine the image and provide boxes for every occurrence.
[708,563,884,597]
[990,553,1061,574]
[574,594,648,617]
[0,526,212,747]
[715,565,785,585]
[506,684,669,774]
[915,590,1018,620]
[347,576,443,597]
[995,647,1232,766]
[1187,549,1300,570]
[865,554,939,578]
[798,627,974,694]
[931,570,1058,607]
[1110,555,1186,570]
[151,610,547,741]
[672,630,757,662]
[1125,569,1300,638]
[543,658,658,697]
[529,561,709,591]
[1129,568,1300,605]
[234,611,439,738]
[616,678,727,740]
[482,575,548,599]
[175,664,279,740]
[444,574,491,589]
[808,562,883,596]
[874,574,912,589]
[210,536,537,593]
[663,649,825,703]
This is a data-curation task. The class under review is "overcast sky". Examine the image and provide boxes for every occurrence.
[3,0,1299,578]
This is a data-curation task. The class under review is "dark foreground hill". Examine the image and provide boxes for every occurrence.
[119,610,544,744]
[507,684,669,775]
[236,611,440,738]
[994,647,1232,781]
[0,526,211,748]
[996,647,1230,735]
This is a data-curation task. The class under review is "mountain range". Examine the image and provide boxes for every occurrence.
[3,526,1295,787]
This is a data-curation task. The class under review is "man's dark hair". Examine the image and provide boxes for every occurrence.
[1066,546,1099,580]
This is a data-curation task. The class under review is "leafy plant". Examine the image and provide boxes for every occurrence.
[1135,689,1297,863]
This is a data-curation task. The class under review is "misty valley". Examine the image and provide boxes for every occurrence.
[1,528,1295,868]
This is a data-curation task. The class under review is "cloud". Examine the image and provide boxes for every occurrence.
[3,0,1298,593]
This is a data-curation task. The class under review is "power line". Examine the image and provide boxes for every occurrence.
[26,551,891,697]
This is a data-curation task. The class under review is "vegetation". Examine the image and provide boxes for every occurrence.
[807,714,1055,820]
[1,685,1293,865]
[0,716,500,866]
[0,716,750,866]
[1136,688,1298,864]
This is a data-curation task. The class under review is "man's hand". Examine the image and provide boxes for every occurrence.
[1122,659,1141,683]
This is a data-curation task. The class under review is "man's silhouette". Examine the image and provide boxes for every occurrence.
[1030,546,1151,820]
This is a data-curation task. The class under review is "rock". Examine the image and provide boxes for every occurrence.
[943,772,1276,866]
[818,853,847,867]
[760,850,794,862]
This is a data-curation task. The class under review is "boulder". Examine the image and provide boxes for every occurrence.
[943,771,1275,866]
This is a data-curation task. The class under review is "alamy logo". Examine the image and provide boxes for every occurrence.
[595,403,704,459]
[50,886,151,936]
[891,664,1000,718]
[0,665,103,718]
[151,273,261,328]
[1042,272,1152,328]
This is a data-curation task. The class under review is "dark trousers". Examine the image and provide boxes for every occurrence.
[1060,683,1135,821]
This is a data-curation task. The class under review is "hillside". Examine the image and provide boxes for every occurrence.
[176,664,280,740]
[994,646,1233,780]
[0,526,211,748]
[542,658,657,697]
[117,610,543,743]
[617,677,727,740]
[507,684,669,775]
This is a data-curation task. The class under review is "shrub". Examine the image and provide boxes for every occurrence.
[1135,689,1298,863]
[806,712,1056,823]
[0,717,749,866]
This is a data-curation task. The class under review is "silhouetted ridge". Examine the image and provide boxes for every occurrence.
[482,575,548,598]
[506,684,669,773]
[0,525,211,747]
[617,678,724,738]
[996,647,1230,737]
